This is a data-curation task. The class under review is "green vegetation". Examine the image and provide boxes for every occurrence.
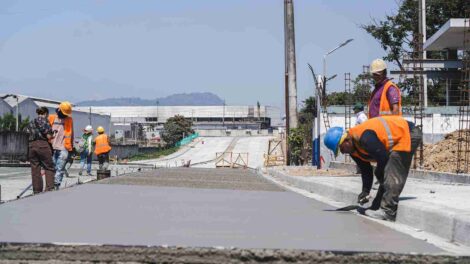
[289,97,316,165]
[129,146,180,161]
[361,0,469,106]
[161,115,194,146]
[0,113,29,132]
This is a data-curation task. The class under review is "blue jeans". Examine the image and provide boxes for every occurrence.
[53,149,69,187]
[80,150,92,174]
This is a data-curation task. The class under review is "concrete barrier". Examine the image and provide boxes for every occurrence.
[0,132,28,161]
[329,161,470,184]
[109,144,139,160]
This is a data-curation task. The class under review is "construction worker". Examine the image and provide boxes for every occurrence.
[49,101,74,190]
[324,116,422,221]
[26,107,55,193]
[353,102,367,125]
[368,59,402,118]
[94,126,112,170]
[78,125,94,176]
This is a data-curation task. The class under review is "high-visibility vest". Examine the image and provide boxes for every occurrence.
[94,134,112,155]
[368,80,402,118]
[48,114,73,151]
[349,116,411,162]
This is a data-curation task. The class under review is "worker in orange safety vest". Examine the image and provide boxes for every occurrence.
[94,126,112,170]
[368,59,402,118]
[49,101,74,190]
[324,116,422,221]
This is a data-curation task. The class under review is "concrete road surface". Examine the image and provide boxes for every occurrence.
[0,168,442,254]
[139,136,273,168]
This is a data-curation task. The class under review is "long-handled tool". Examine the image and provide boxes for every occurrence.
[17,184,32,199]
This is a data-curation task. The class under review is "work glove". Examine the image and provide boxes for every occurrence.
[357,191,370,205]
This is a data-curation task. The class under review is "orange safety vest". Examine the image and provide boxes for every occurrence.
[48,114,74,151]
[94,134,112,155]
[349,116,411,162]
[368,80,402,118]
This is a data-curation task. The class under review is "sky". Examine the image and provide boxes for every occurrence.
[0,0,400,108]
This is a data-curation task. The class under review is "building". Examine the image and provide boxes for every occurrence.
[75,105,283,141]
[0,94,111,139]
[390,18,467,107]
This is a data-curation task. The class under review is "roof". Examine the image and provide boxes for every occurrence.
[424,18,468,51]
[1,94,63,107]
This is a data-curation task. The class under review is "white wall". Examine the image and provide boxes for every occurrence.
[323,114,460,144]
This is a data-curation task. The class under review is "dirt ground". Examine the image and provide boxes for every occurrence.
[423,130,465,173]
[0,243,469,264]
[277,166,354,177]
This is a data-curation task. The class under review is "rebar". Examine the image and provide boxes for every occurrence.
[411,33,425,169]
[344,72,352,163]
[457,12,470,173]
[344,73,352,130]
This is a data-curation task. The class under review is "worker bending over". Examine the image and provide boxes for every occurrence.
[324,116,422,221]
[94,126,112,170]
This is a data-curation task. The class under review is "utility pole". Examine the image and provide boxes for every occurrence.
[284,0,290,165]
[156,100,159,122]
[15,95,19,132]
[285,0,298,129]
[223,99,225,128]
[89,107,92,126]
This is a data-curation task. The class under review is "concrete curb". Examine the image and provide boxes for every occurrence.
[266,168,470,248]
[330,161,470,185]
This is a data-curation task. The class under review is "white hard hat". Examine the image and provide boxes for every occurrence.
[370,59,387,73]
[85,125,93,132]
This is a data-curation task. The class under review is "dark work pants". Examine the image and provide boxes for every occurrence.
[98,152,110,170]
[379,126,423,217]
[29,140,55,193]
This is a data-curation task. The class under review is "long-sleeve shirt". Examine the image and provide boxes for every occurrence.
[28,116,53,141]
[355,111,368,126]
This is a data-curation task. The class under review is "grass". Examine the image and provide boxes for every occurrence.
[129,146,180,161]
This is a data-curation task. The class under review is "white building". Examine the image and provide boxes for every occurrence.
[0,94,111,139]
[75,105,283,140]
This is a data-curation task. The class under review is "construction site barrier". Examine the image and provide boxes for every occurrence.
[175,133,199,147]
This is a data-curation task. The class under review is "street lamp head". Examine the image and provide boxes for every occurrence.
[340,38,354,47]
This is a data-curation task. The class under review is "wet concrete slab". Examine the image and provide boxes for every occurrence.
[96,168,284,192]
[0,177,441,254]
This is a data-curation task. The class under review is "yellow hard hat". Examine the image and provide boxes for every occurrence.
[97,126,105,133]
[59,101,73,116]
[370,59,387,74]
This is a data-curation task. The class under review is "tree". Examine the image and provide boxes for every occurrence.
[362,0,470,69]
[351,73,372,105]
[0,113,29,132]
[289,97,317,165]
[327,92,350,105]
[161,115,194,147]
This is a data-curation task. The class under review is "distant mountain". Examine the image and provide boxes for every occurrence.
[76,92,224,106]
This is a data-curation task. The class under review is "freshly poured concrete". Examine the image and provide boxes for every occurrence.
[0,168,441,254]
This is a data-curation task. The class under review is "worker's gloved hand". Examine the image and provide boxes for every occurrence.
[357,191,370,205]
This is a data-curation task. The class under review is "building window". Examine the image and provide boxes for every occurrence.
[145,117,158,122]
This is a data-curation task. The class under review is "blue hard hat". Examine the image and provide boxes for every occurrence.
[324,127,344,156]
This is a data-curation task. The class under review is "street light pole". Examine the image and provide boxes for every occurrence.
[15,96,19,132]
[315,38,354,169]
